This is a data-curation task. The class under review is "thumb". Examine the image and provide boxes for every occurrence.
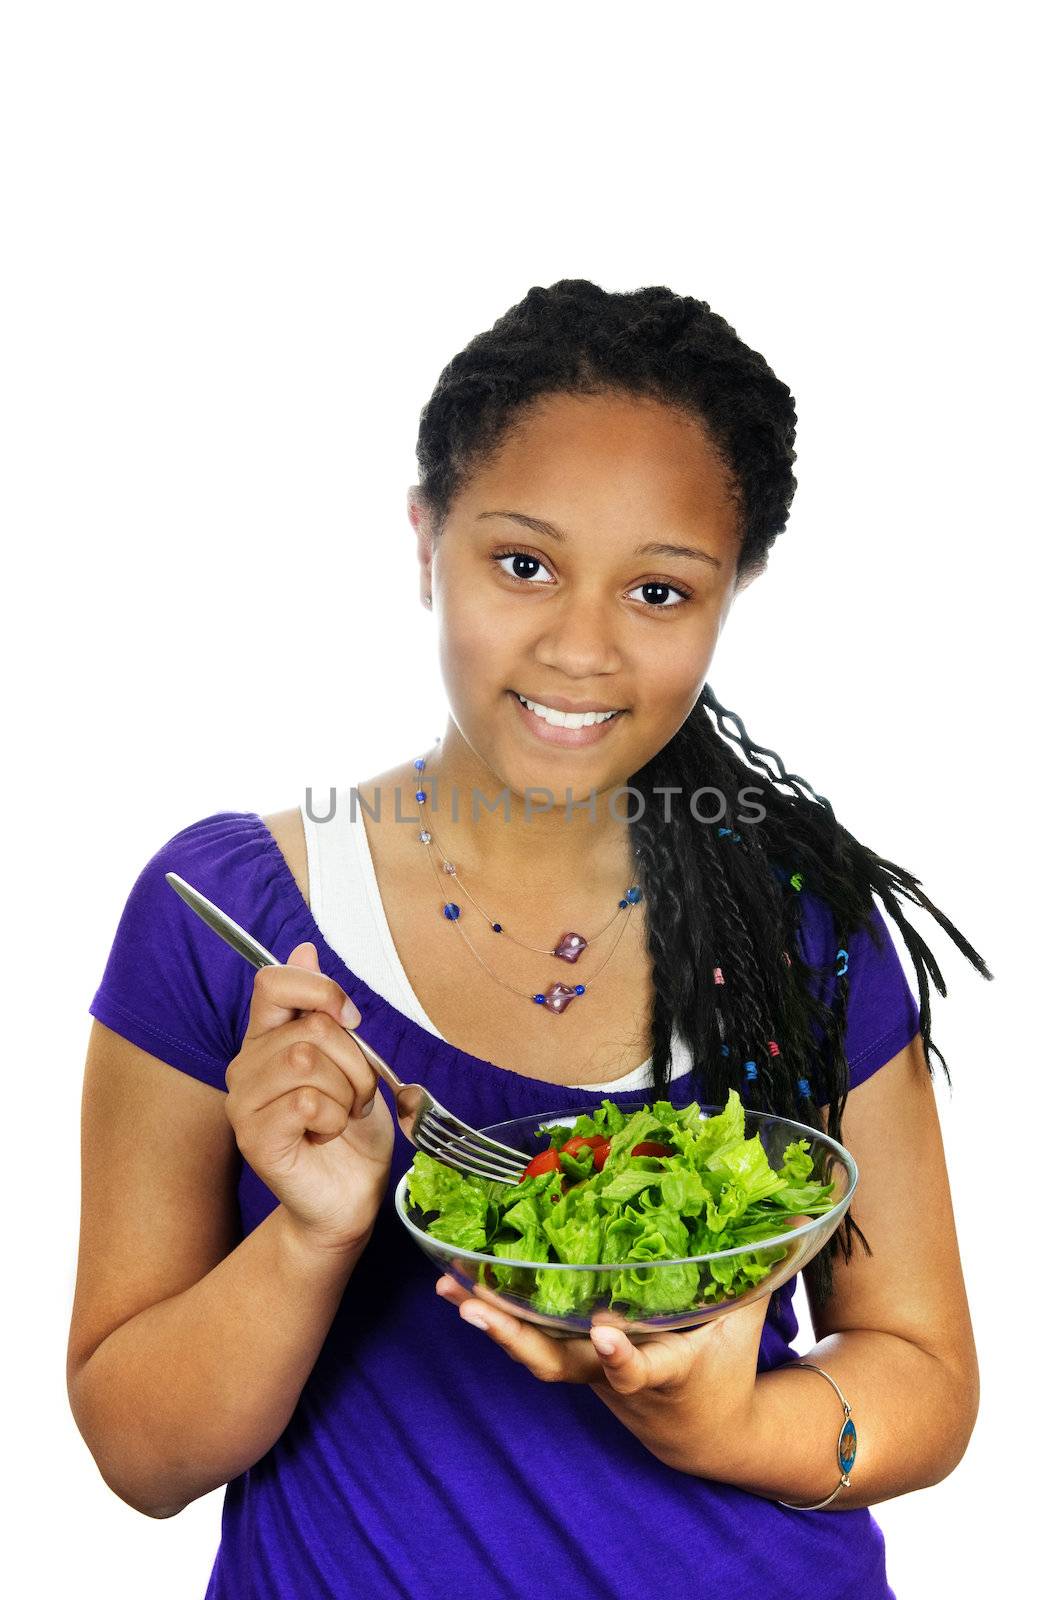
[285,939,321,970]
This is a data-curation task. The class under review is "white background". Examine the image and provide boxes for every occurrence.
[3,2,1056,1595]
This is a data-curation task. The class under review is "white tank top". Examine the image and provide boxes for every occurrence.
[300,798,692,1091]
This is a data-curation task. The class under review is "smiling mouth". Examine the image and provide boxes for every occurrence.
[512,691,625,728]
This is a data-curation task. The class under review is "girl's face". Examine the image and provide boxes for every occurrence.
[412,389,750,798]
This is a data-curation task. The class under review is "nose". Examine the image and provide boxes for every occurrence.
[530,588,623,681]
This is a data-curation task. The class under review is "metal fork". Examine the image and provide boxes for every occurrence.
[165,872,529,1186]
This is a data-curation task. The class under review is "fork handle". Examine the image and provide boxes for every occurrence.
[342,1024,405,1097]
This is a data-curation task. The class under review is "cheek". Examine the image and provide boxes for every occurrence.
[436,596,512,710]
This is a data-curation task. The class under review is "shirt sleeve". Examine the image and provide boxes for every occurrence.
[796,893,921,1099]
[87,812,277,1092]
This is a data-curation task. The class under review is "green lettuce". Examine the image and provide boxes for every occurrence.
[405,1089,837,1320]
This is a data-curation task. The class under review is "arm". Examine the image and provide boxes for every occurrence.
[67,1022,370,1519]
[629,1036,981,1505]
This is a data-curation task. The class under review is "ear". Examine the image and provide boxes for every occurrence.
[408,487,434,611]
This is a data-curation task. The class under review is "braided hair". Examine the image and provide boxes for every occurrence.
[413,278,993,1304]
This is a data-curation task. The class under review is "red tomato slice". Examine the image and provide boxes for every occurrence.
[630,1141,673,1158]
[522,1147,562,1181]
[560,1134,607,1156]
[592,1141,612,1172]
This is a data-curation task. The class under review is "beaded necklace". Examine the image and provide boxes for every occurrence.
[408,745,829,1104]
[411,747,642,1014]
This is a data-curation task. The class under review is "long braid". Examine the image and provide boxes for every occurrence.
[414,277,995,1308]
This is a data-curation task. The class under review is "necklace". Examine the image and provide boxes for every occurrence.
[411,748,644,1014]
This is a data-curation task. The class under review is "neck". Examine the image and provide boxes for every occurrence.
[406,723,638,900]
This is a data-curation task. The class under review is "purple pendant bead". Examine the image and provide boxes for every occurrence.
[553,931,587,964]
[541,981,581,1014]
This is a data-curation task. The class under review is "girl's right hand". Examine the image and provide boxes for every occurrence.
[225,941,395,1253]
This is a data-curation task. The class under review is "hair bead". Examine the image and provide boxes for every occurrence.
[836,948,849,976]
[713,966,725,985]
[797,1077,812,1099]
[744,1060,758,1080]
[768,1039,780,1056]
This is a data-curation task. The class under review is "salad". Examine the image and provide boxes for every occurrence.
[405,1088,838,1319]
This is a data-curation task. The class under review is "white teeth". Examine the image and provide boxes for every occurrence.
[517,693,619,728]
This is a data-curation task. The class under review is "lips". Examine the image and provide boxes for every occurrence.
[509,690,626,748]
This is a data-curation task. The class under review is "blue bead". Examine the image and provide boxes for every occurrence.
[721,1045,730,1058]
[492,923,502,932]
[443,902,460,920]
[718,827,732,838]
[626,886,642,903]
[415,790,426,803]
[574,985,585,995]
[414,758,425,771]
[618,900,628,909]
[744,1060,758,1079]
[797,1077,811,1097]
[534,994,545,1003]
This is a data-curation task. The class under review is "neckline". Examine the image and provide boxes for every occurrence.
[250,812,692,1094]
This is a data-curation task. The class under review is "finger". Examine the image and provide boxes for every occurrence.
[244,942,362,1042]
[232,1036,357,1120]
[586,1325,684,1394]
[436,1278,602,1383]
[236,1013,379,1116]
[252,1081,354,1154]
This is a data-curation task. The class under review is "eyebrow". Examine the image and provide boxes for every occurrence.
[476,509,723,570]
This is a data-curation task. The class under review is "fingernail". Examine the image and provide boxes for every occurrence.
[341,997,360,1027]
[463,1307,490,1331]
[593,1332,618,1357]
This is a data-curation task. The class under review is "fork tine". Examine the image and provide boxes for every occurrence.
[421,1129,527,1182]
[415,1122,527,1184]
[422,1105,530,1166]
[416,1108,528,1180]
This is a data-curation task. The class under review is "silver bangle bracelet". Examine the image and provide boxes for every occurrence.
[775,1362,858,1511]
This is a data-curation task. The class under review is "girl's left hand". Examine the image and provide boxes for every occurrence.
[434,1268,774,1440]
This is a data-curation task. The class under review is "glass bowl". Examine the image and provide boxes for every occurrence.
[395,1102,857,1341]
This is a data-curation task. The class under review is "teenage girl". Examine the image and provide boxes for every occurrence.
[69,280,990,1600]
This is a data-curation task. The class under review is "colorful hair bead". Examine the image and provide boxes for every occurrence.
[744,1060,758,1080]
[717,827,732,839]
[836,948,849,977]
[790,872,804,892]
[714,966,725,985]
[768,1040,780,1057]
[721,1044,730,1058]
[797,1077,812,1098]
[782,950,792,967]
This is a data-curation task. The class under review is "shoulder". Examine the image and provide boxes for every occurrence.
[261,807,309,902]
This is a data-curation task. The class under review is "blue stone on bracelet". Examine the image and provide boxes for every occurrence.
[534,994,545,1003]
[575,985,585,994]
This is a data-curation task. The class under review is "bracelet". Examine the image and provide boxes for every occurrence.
[775,1362,858,1510]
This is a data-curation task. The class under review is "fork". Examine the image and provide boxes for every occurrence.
[164,872,530,1186]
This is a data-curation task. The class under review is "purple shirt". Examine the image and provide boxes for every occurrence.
[88,811,919,1600]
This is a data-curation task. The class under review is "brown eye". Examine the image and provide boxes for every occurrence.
[494,550,552,583]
